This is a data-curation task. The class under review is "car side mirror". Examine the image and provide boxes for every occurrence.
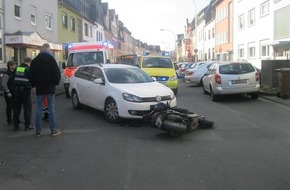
[204,73,209,76]
[62,62,66,69]
[106,59,110,63]
[93,78,105,85]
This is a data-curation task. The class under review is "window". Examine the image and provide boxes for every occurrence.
[248,8,255,26]
[90,26,93,37]
[260,1,269,17]
[31,14,36,25]
[62,12,68,28]
[84,23,88,36]
[70,17,75,31]
[212,28,215,38]
[31,6,36,25]
[91,67,104,81]
[261,45,270,57]
[212,48,215,59]
[208,49,211,59]
[208,30,211,39]
[14,5,21,18]
[46,14,52,30]
[238,45,244,59]
[238,14,244,29]
[248,43,255,58]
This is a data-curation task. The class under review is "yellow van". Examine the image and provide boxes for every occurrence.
[139,56,178,94]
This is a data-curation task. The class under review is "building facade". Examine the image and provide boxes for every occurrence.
[0,0,4,67]
[4,0,62,67]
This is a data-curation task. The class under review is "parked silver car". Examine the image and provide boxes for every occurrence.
[184,61,217,86]
[202,62,260,101]
[176,62,194,78]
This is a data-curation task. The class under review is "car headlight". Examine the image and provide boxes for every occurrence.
[122,93,143,102]
[168,75,177,81]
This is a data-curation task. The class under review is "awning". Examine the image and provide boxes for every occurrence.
[267,40,290,50]
[5,31,62,51]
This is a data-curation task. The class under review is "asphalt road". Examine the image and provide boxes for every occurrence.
[1,81,290,190]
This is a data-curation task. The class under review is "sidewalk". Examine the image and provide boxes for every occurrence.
[259,88,290,107]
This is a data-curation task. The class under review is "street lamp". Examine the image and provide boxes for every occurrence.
[160,28,177,61]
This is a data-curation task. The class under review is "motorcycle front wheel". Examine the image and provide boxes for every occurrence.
[162,120,187,134]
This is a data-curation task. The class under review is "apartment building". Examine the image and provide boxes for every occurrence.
[204,2,216,61]
[233,0,273,68]
[213,0,233,61]
[196,7,207,61]
[272,0,290,59]
[3,0,62,65]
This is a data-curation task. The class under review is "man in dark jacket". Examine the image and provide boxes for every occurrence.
[30,43,61,137]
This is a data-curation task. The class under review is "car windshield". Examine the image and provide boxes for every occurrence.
[67,51,104,67]
[105,68,155,83]
[142,57,173,68]
[219,63,255,74]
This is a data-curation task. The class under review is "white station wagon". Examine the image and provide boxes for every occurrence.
[69,64,177,122]
[202,62,260,101]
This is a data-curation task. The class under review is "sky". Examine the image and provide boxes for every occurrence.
[103,0,210,51]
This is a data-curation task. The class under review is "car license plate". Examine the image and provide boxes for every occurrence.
[232,79,247,84]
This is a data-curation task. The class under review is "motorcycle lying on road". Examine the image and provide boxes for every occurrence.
[143,102,214,135]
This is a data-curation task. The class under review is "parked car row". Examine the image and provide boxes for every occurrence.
[68,60,260,123]
[177,61,261,101]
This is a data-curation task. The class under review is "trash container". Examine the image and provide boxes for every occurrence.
[276,68,290,99]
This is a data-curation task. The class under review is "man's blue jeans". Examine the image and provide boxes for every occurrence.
[35,94,56,132]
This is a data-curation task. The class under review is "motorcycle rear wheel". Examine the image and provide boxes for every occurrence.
[198,118,214,128]
[162,120,187,133]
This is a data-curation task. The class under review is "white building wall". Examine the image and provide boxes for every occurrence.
[82,18,96,42]
[196,20,205,61]
[233,0,274,68]
[4,0,58,43]
[204,20,215,61]
[95,23,105,42]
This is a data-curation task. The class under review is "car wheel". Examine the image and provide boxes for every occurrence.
[210,86,218,102]
[65,87,70,98]
[202,82,208,94]
[199,77,204,87]
[251,92,259,99]
[71,90,82,109]
[173,88,178,95]
[104,99,120,123]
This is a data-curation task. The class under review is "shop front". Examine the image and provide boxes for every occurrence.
[4,32,62,66]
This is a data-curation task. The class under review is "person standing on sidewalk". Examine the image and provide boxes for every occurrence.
[1,60,17,125]
[30,43,61,137]
[13,57,34,131]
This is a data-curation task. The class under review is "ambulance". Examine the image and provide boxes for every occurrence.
[62,41,113,97]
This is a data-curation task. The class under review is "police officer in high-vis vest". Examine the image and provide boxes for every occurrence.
[13,57,34,131]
